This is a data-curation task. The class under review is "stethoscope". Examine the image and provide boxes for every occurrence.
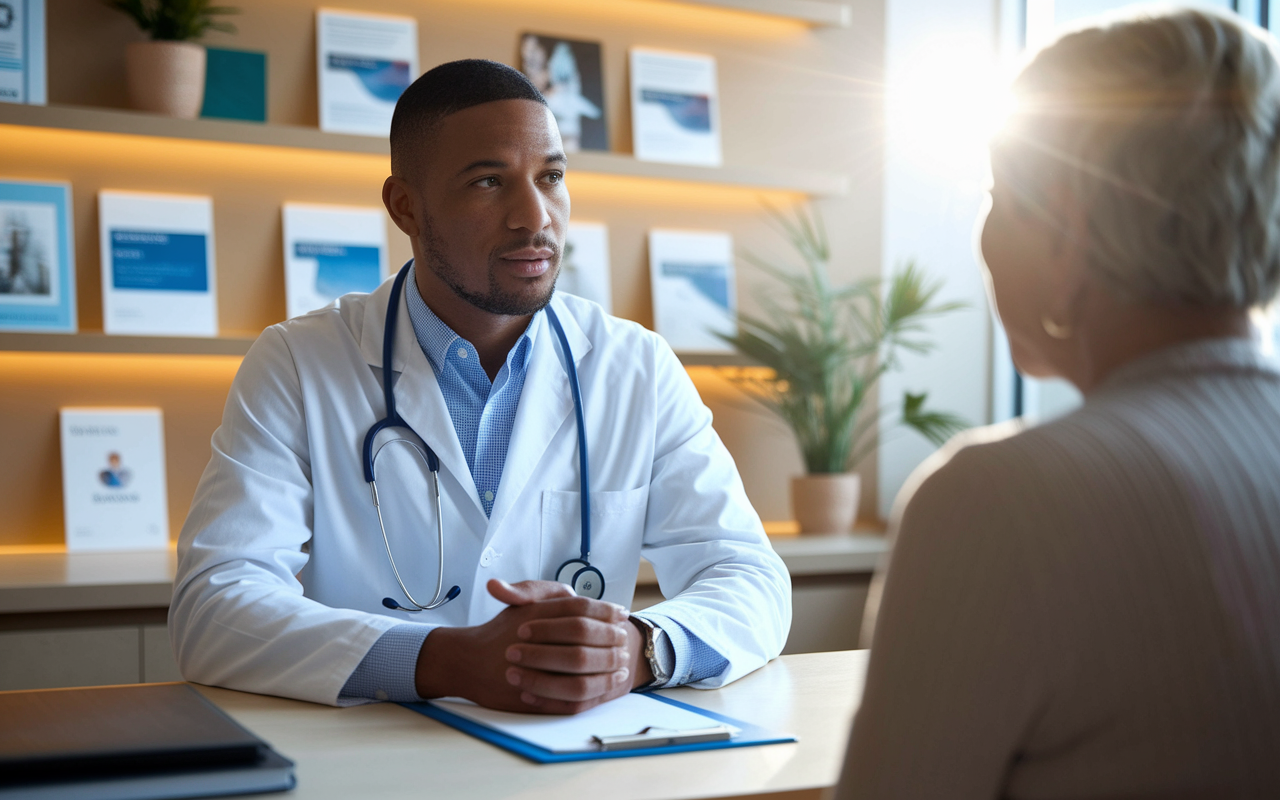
[364,262,604,613]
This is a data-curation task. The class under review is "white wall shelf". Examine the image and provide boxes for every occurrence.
[0,103,848,198]
[0,334,771,366]
[0,332,257,357]
[680,0,854,27]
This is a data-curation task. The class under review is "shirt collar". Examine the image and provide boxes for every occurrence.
[1096,335,1279,394]
[403,263,539,376]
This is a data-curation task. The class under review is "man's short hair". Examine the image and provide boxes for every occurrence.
[390,59,548,178]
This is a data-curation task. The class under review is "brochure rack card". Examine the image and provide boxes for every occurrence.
[649,229,736,354]
[60,407,169,552]
[99,191,219,338]
[0,0,47,105]
[282,203,389,319]
[317,9,418,137]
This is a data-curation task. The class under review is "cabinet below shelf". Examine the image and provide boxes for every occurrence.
[0,103,848,198]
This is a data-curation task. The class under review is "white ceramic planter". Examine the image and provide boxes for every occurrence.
[791,473,861,534]
[125,41,206,119]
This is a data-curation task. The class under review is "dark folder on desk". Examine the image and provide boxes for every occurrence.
[403,691,796,764]
[0,682,295,799]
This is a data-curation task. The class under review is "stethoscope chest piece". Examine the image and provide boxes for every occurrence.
[556,558,606,600]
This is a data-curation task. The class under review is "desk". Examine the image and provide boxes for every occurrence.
[196,650,867,800]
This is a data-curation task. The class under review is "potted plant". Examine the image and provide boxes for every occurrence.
[105,0,238,119]
[719,207,967,533]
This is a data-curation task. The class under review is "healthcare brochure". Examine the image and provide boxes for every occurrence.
[99,190,218,337]
[0,0,47,105]
[0,179,75,332]
[519,33,607,153]
[648,229,736,353]
[630,48,721,167]
[558,221,611,312]
[317,8,417,137]
[282,202,388,319]
[60,408,169,552]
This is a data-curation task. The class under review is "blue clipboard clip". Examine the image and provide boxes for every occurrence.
[592,724,734,751]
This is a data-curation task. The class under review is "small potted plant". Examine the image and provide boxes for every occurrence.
[105,0,238,119]
[719,207,967,533]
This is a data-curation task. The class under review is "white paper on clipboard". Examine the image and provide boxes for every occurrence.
[429,693,740,754]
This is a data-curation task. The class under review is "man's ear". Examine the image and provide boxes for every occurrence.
[383,176,421,238]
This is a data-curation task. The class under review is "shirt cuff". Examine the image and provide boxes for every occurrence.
[339,624,432,702]
[632,612,729,688]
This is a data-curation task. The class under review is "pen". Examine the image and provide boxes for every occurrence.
[592,724,734,751]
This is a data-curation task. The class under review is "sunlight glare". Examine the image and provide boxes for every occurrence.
[886,35,1012,178]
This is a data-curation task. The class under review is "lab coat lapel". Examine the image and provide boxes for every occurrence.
[487,296,593,542]
[360,270,485,522]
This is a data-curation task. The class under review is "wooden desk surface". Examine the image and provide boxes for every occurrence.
[196,650,868,800]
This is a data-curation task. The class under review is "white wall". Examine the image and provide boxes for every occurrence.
[875,0,1001,518]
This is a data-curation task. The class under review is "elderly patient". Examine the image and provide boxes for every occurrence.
[836,7,1280,799]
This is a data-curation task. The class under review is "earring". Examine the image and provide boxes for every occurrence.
[1041,316,1072,340]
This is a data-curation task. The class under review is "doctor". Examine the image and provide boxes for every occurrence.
[170,59,791,712]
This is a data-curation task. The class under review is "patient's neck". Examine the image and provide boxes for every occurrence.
[1074,297,1251,394]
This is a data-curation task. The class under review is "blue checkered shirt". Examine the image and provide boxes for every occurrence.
[340,267,728,702]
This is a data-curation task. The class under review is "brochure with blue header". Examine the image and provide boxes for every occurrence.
[0,178,74,332]
[282,203,388,319]
[99,191,218,337]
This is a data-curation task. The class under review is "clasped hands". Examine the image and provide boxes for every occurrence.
[414,579,653,714]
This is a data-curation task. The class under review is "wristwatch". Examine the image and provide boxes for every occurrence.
[628,614,671,688]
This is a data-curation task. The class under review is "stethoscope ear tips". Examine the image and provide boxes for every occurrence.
[382,597,402,610]
[445,585,461,601]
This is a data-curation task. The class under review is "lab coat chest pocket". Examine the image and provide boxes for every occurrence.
[540,486,649,603]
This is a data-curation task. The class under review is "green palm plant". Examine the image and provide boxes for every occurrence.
[105,0,238,41]
[719,207,968,474]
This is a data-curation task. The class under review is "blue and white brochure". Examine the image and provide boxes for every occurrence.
[317,8,417,137]
[559,221,611,312]
[60,408,169,552]
[0,178,74,332]
[0,0,47,105]
[282,202,388,319]
[99,191,218,337]
[648,229,736,353]
[630,48,721,167]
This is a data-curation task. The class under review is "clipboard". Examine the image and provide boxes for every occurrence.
[400,692,796,764]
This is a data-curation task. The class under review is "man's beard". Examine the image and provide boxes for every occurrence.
[420,216,560,316]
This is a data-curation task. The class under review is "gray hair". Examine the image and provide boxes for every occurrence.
[995,5,1280,308]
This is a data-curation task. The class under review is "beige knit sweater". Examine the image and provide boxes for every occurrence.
[836,338,1280,799]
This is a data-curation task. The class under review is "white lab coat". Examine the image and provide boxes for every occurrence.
[170,278,792,706]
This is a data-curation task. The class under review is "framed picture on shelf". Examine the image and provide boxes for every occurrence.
[648,228,736,353]
[519,33,608,153]
[0,178,75,333]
